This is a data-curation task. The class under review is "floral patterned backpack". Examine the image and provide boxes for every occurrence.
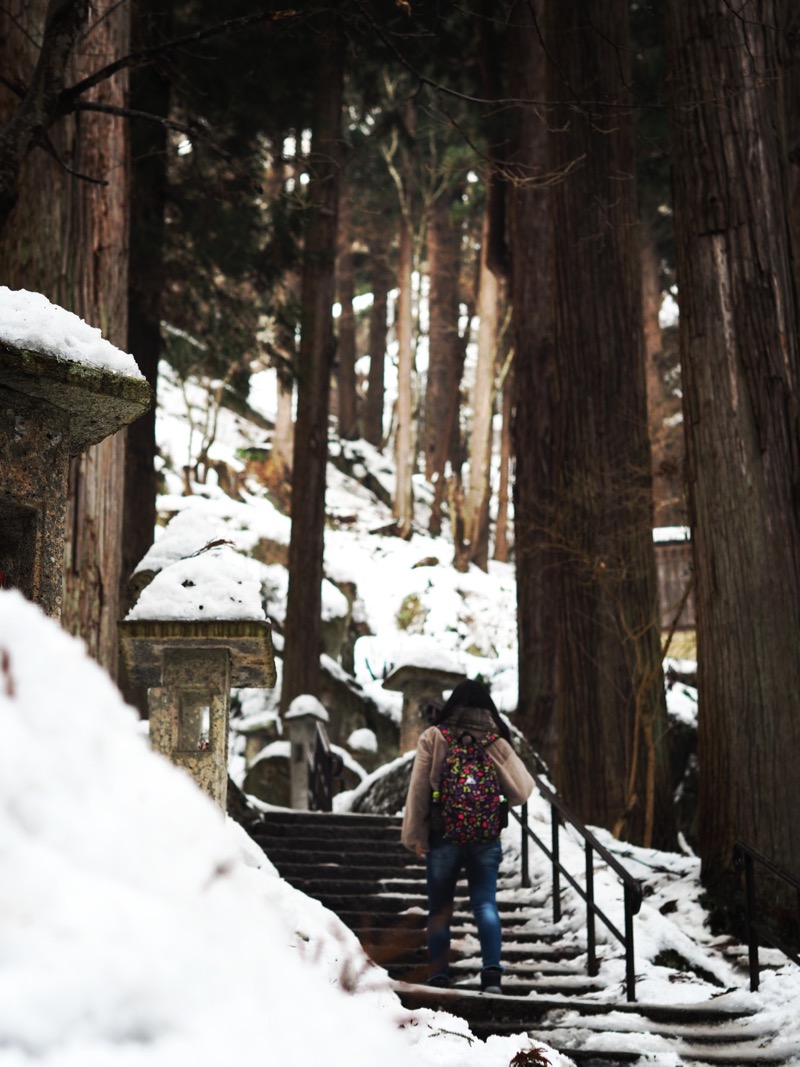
[434,727,503,844]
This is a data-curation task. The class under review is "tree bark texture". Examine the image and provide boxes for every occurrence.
[464,206,500,571]
[549,0,673,848]
[641,218,671,528]
[778,3,800,316]
[0,0,92,227]
[0,0,130,678]
[280,13,344,710]
[507,0,560,767]
[393,214,415,537]
[273,373,295,474]
[425,192,462,536]
[123,0,172,605]
[363,251,391,448]
[665,0,800,888]
[335,188,358,440]
[493,374,512,563]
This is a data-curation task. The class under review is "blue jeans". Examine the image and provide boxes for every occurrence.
[425,838,503,981]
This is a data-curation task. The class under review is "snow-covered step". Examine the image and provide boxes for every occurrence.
[529,1003,795,1065]
[263,849,419,871]
[394,984,772,1063]
[250,809,789,1066]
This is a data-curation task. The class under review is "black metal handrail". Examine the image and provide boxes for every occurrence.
[733,840,800,991]
[307,721,344,812]
[511,771,644,1002]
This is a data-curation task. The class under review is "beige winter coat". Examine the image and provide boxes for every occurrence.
[401,714,535,853]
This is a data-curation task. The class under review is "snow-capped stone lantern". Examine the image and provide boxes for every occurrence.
[383,642,466,753]
[284,694,337,811]
[118,544,276,811]
[0,289,152,617]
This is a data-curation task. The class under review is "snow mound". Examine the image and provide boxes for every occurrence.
[0,591,570,1067]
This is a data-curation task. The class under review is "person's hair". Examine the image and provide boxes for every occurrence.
[433,678,511,741]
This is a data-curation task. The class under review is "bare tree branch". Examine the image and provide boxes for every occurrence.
[75,100,263,192]
[0,0,303,229]
[58,6,306,115]
[39,130,108,185]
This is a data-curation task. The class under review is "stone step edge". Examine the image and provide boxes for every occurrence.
[255,817,401,823]
[392,981,759,1022]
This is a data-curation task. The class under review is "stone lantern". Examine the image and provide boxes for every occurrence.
[119,618,276,810]
[0,329,152,616]
[383,651,466,753]
[118,542,276,810]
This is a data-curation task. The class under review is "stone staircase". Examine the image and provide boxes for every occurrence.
[248,809,799,1066]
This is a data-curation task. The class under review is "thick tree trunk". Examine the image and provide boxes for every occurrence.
[666,0,800,892]
[507,0,560,767]
[0,0,93,228]
[393,214,415,537]
[363,252,391,448]
[335,189,358,440]
[123,0,171,609]
[641,219,670,529]
[549,0,673,848]
[0,0,129,678]
[280,13,344,710]
[493,373,512,564]
[273,371,294,475]
[465,208,500,571]
[779,3,800,315]
[425,192,462,536]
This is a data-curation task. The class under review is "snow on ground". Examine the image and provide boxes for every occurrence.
[0,591,572,1067]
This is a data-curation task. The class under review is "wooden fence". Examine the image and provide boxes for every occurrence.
[654,535,694,631]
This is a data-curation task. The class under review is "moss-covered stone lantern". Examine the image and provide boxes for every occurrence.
[0,293,152,617]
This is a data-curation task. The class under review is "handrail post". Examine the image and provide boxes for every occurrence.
[744,851,760,992]
[733,839,800,981]
[585,841,597,976]
[521,801,531,888]
[323,729,333,810]
[552,807,562,923]
[624,883,636,1001]
[510,770,646,1005]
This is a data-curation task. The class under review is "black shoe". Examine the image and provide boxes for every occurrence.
[426,974,450,988]
[480,967,502,994]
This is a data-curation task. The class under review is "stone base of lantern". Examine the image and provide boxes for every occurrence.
[148,648,232,809]
[119,618,276,812]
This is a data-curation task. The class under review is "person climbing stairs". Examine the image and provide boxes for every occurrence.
[247,809,799,1065]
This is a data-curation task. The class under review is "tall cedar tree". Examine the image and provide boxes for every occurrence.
[508,0,560,768]
[548,0,674,848]
[394,218,415,535]
[629,3,684,529]
[123,0,172,620]
[665,0,800,893]
[280,12,345,709]
[0,0,130,677]
[363,250,392,447]
[425,190,464,536]
[335,187,359,440]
